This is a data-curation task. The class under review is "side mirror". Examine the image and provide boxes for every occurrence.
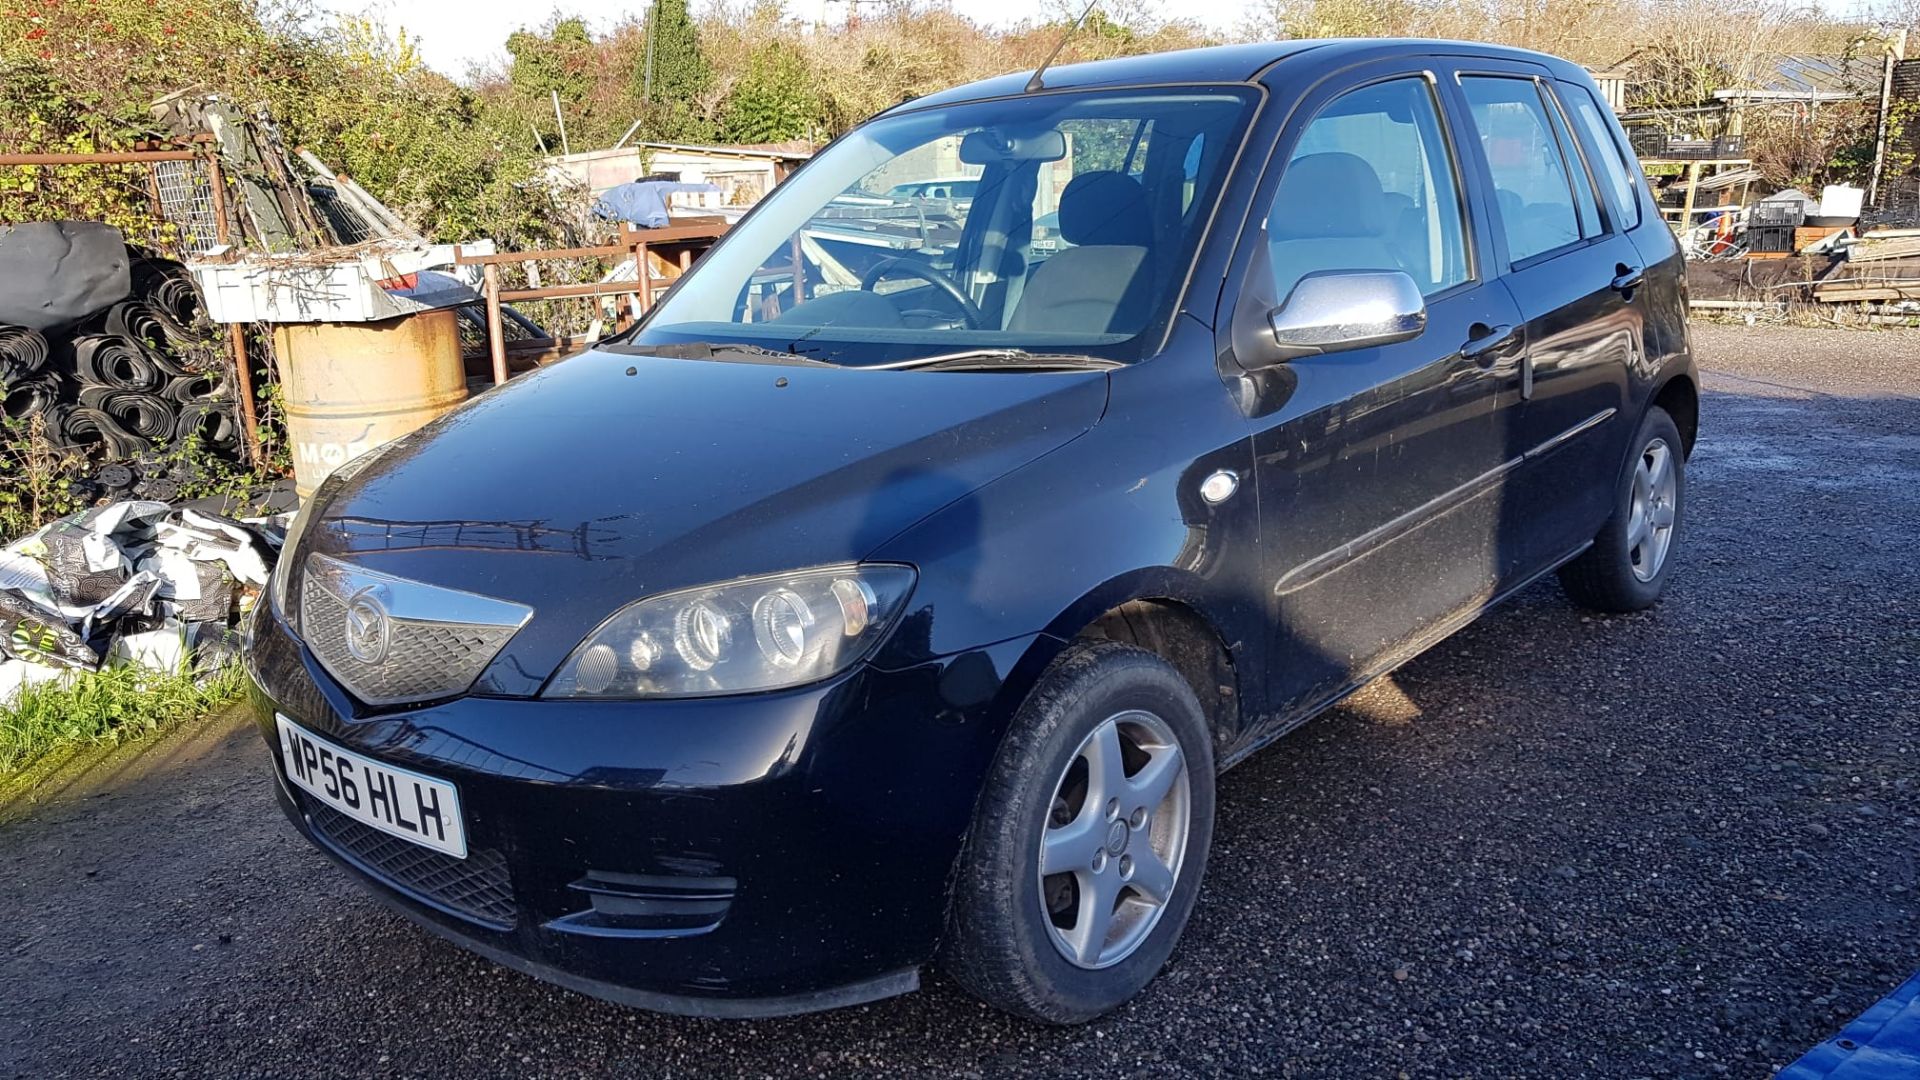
[1265,269,1426,361]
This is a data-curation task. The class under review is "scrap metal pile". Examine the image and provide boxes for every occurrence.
[0,501,281,700]
[0,257,243,460]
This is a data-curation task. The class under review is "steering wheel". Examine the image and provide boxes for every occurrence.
[860,258,988,330]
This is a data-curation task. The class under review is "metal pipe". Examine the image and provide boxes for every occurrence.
[206,153,263,465]
[0,150,200,164]
[296,146,409,239]
[636,232,654,314]
[643,1,657,104]
[484,263,509,386]
[497,282,644,303]
[455,242,630,265]
[207,154,231,245]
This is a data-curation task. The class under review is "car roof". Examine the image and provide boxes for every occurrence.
[893,39,1585,112]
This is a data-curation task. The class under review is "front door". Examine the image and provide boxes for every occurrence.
[1218,68,1527,719]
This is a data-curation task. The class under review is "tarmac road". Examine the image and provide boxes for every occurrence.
[4,322,1917,1079]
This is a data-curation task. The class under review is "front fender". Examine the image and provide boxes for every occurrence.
[867,345,1271,723]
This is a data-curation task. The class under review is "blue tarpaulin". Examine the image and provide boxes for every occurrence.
[1780,972,1920,1080]
[591,181,720,229]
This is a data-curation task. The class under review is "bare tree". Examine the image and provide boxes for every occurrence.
[1627,0,1828,109]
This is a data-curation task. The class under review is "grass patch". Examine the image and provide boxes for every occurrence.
[0,664,247,777]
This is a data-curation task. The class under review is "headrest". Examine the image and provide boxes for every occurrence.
[1272,153,1387,240]
[1057,171,1151,247]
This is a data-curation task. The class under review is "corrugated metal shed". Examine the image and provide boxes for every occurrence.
[1716,54,1884,101]
[1779,972,1920,1080]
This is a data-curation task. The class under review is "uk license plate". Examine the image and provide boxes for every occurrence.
[275,714,467,859]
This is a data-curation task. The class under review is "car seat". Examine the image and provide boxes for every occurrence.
[1007,171,1154,336]
[1267,153,1408,302]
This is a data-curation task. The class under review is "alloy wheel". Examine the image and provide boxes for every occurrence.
[1037,709,1191,970]
[1626,437,1678,582]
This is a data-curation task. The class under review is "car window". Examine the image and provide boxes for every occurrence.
[1028,117,1146,265]
[1559,82,1642,230]
[1181,135,1204,213]
[1459,76,1585,264]
[1541,90,1602,236]
[1028,119,1209,266]
[637,87,1258,366]
[1264,77,1469,300]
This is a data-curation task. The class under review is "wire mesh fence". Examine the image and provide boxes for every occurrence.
[150,159,223,254]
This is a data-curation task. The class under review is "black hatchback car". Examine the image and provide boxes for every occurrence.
[247,39,1695,1024]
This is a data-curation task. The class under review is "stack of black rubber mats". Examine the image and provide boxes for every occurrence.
[0,325,56,423]
[1,259,242,460]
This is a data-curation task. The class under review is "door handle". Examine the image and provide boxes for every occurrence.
[1611,263,1645,295]
[1461,323,1516,366]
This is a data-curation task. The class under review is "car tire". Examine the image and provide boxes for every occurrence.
[944,640,1215,1025]
[1559,404,1687,613]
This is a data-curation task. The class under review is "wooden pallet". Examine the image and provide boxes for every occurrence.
[1811,255,1920,302]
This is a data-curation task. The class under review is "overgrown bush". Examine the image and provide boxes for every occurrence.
[0,420,86,541]
[720,42,822,143]
[287,17,569,248]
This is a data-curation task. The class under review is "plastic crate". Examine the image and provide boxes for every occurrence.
[1753,202,1807,227]
[186,241,490,324]
[1628,128,1670,156]
[1748,224,1796,253]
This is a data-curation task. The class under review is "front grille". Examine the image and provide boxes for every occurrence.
[302,795,517,930]
[303,579,518,705]
[297,554,530,707]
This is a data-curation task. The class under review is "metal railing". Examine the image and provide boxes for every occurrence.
[452,218,727,385]
[0,141,261,461]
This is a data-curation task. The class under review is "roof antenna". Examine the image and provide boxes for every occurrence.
[1026,0,1100,94]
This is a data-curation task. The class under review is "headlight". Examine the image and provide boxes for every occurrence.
[269,498,319,628]
[269,446,382,628]
[544,564,916,699]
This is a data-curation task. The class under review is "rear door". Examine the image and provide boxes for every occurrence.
[1442,61,1645,577]
[1220,65,1527,718]
[1557,76,1693,396]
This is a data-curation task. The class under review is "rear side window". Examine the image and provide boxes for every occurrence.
[1542,91,1602,236]
[1460,76,1587,264]
[1559,83,1642,229]
[1266,77,1470,299]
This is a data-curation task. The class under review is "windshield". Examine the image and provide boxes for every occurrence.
[629,86,1258,367]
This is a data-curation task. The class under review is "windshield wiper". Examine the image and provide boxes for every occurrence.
[612,341,838,367]
[871,349,1121,373]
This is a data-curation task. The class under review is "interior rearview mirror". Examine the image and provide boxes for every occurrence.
[1265,270,1427,361]
[959,128,1068,165]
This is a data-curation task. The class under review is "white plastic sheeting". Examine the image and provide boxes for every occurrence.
[0,500,283,702]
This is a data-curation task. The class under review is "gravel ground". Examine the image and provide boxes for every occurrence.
[3,322,1917,1079]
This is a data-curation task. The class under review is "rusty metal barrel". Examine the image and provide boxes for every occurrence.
[270,309,468,498]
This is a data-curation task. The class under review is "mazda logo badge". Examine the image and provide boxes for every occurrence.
[343,586,391,665]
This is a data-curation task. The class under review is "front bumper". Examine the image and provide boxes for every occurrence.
[247,604,1038,1016]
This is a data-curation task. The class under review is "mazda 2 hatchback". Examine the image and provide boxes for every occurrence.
[248,40,1696,1024]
